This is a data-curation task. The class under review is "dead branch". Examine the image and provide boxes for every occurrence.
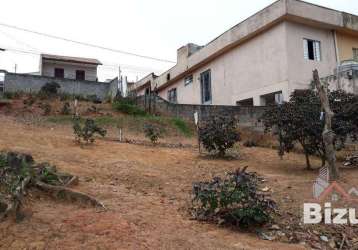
[35,181,105,209]
[0,152,105,222]
[64,176,79,187]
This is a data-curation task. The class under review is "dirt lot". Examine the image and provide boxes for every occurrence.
[0,114,357,250]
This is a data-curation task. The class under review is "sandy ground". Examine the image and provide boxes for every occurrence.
[0,115,357,249]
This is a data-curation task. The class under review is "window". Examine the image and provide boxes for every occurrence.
[54,68,64,78]
[275,92,283,105]
[303,39,321,61]
[166,73,171,81]
[200,70,212,104]
[0,72,4,93]
[167,88,177,103]
[145,87,150,95]
[76,70,85,81]
[353,48,358,60]
[184,75,193,86]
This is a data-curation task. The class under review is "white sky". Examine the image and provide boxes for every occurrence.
[0,0,357,81]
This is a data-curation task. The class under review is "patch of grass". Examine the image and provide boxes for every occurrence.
[46,113,194,138]
[47,115,77,124]
[93,116,120,126]
[171,117,193,137]
[112,100,146,116]
[3,91,23,99]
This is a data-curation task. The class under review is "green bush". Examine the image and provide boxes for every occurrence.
[3,91,22,99]
[199,116,241,156]
[73,117,107,144]
[3,92,14,99]
[60,102,71,115]
[191,167,276,228]
[38,81,61,99]
[86,95,102,104]
[112,99,146,116]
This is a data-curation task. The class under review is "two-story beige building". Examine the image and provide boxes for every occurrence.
[133,0,358,106]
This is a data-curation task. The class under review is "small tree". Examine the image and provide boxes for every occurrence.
[263,89,357,169]
[73,117,107,144]
[143,123,162,144]
[198,116,240,156]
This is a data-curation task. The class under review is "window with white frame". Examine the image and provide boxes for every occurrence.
[167,88,177,103]
[303,39,321,61]
[184,75,193,86]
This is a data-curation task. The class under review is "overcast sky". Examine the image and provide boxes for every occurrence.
[0,0,357,81]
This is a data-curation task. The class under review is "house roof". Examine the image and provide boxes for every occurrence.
[41,54,102,65]
[134,0,358,92]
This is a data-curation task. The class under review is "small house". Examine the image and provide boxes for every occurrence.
[40,54,102,82]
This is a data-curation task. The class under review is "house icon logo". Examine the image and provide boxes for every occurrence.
[316,181,350,202]
[313,166,358,202]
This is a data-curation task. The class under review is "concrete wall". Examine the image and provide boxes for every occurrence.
[286,21,337,93]
[159,22,289,105]
[134,94,267,130]
[336,32,358,61]
[158,21,339,106]
[41,61,98,81]
[1,71,118,100]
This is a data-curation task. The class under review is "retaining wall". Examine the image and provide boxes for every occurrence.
[0,70,118,100]
[134,95,267,130]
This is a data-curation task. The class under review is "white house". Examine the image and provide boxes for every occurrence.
[133,0,358,106]
[40,54,102,82]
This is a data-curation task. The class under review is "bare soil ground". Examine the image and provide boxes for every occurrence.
[0,112,357,249]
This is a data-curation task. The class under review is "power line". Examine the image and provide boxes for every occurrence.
[0,22,176,64]
[0,45,162,74]
[0,29,38,51]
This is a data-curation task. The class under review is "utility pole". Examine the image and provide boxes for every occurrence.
[14,64,17,73]
[118,66,122,96]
